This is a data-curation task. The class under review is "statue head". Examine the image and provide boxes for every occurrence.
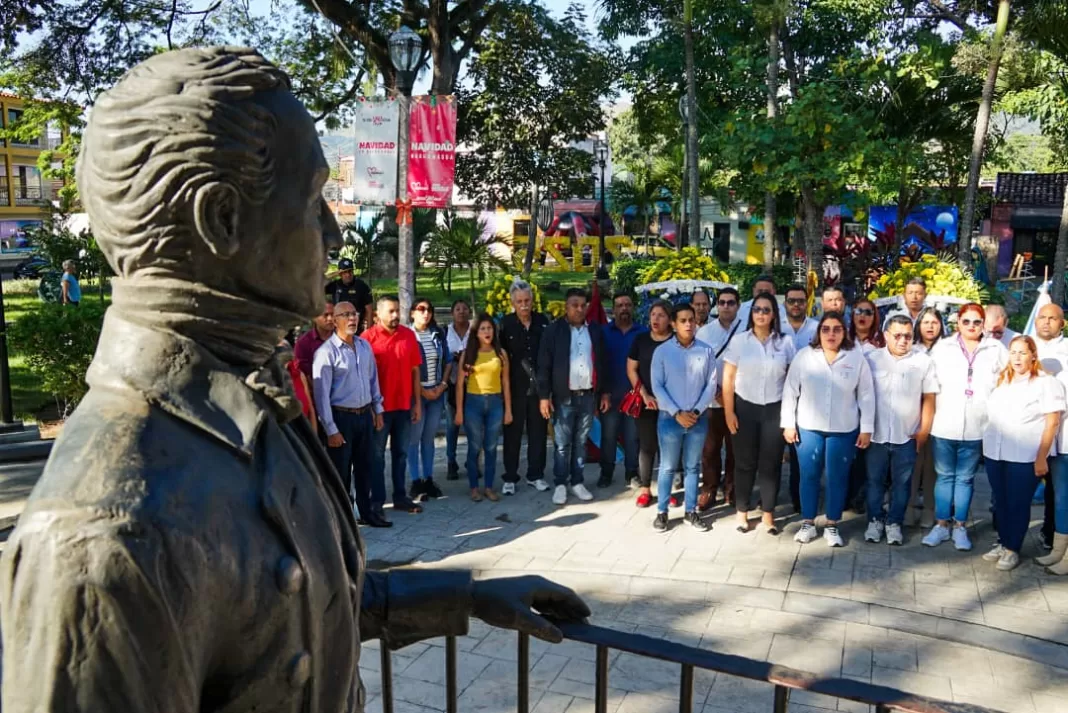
[77,46,342,319]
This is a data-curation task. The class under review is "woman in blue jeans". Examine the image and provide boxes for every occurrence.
[924,303,1006,552]
[455,313,512,501]
[781,312,875,547]
[982,336,1063,571]
[408,298,451,501]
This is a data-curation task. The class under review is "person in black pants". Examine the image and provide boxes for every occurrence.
[626,300,674,507]
[500,279,551,495]
[721,293,796,534]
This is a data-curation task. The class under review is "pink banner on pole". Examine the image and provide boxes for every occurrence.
[408,95,456,208]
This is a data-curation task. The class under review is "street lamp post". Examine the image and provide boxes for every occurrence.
[596,140,608,273]
[389,26,422,324]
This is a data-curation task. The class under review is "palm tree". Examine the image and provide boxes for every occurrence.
[339,214,384,286]
[423,211,511,308]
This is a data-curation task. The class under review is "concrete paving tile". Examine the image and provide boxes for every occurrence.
[472,628,552,662]
[400,647,495,690]
[845,623,889,645]
[755,609,846,642]
[787,568,854,595]
[830,551,856,572]
[868,606,940,636]
[761,570,791,591]
[704,582,785,609]
[842,645,872,678]
[389,675,450,710]
[547,674,626,707]
[872,646,916,672]
[703,675,777,713]
[768,634,842,676]
[870,666,952,700]
[726,566,765,587]
[1033,692,1068,713]
[531,691,574,713]
[917,644,992,680]
[978,580,1052,612]
[700,632,774,661]
[616,691,686,713]
[951,677,1036,713]
[783,592,870,624]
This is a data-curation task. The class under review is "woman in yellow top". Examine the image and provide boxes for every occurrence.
[456,313,513,501]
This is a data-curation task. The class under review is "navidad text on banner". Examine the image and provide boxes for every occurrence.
[408,95,457,209]
[352,97,400,204]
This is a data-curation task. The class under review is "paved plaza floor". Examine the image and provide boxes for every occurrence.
[358,440,1068,713]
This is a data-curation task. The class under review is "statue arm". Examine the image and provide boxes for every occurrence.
[1,526,206,713]
[359,569,473,649]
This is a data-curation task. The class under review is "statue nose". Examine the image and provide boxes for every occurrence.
[320,199,342,252]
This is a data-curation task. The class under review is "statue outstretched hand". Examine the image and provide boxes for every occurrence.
[471,575,591,643]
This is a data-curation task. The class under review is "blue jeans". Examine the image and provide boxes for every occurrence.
[866,440,917,526]
[656,411,709,514]
[327,408,374,519]
[1050,455,1068,535]
[599,403,639,478]
[552,391,595,486]
[932,437,982,523]
[445,384,461,465]
[372,410,412,508]
[986,459,1038,552]
[464,393,504,489]
[408,393,445,482]
[796,428,859,522]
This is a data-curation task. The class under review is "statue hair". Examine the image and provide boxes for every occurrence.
[77,46,290,278]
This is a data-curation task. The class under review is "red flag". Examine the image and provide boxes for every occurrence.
[587,280,608,325]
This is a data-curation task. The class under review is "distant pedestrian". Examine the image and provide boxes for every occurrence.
[325,257,373,333]
[313,301,388,527]
[294,301,335,382]
[455,313,512,501]
[362,295,425,516]
[445,299,473,480]
[500,280,550,495]
[407,298,449,502]
[597,294,645,488]
[61,260,81,306]
[537,288,609,506]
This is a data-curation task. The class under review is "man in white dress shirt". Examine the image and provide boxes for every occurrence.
[984,305,1018,348]
[696,287,742,510]
[737,275,788,327]
[1034,303,1068,549]
[864,315,939,546]
[691,289,712,328]
[886,277,927,324]
[781,283,817,512]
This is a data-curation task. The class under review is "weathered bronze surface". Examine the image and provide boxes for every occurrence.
[0,47,588,712]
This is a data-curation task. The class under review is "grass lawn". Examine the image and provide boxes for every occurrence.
[364,269,597,310]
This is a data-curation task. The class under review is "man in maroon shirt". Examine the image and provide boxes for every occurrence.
[293,300,335,381]
[363,295,425,515]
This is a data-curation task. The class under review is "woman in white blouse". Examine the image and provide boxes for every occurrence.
[782,311,875,547]
[923,303,1007,552]
[982,336,1064,571]
[722,293,796,534]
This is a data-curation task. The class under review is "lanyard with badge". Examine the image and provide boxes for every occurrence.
[957,334,978,398]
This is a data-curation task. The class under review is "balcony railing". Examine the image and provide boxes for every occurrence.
[375,622,1002,713]
[0,187,6,206]
[9,136,61,150]
[11,186,51,206]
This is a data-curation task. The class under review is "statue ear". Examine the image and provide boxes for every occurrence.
[193,182,240,259]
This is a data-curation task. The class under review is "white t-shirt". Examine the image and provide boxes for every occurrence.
[867,348,940,445]
[984,374,1065,462]
[722,331,796,405]
[781,346,876,434]
[1036,335,1068,376]
[446,323,470,384]
[929,336,1007,442]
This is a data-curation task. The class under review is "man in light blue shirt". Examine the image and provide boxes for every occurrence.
[313,300,386,526]
[650,303,718,533]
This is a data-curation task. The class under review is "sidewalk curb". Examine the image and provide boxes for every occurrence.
[0,440,52,464]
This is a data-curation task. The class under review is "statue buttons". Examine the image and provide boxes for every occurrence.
[276,556,304,594]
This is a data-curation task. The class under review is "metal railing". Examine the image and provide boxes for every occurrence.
[12,186,50,206]
[375,621,1002,713]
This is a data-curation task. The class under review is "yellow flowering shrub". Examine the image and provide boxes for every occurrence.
[867,255,983,302]
[483,274,544,317]
[545,300,566,319]
[637,247,731,285]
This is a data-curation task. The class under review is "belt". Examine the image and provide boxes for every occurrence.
[334,405,371,414]
[570,388,593,396]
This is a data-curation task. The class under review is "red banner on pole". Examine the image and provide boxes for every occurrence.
[408,95,456,208]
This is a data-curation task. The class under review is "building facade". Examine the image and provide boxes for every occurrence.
[0,93,65,253]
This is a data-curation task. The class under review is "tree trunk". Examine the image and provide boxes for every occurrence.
[959,0,1012,264]
[1052,186,1068,305]
[469,267,477,312]
[523,183,538,277]
[763,18,780,269]
[801,183,823,283]
[684,0,700,250]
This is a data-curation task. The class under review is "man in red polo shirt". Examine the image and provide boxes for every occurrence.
[363,295,425,515]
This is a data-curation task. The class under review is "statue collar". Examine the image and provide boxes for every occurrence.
[86,310,301,458]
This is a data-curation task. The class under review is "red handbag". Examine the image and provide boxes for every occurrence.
[619,381,645,418]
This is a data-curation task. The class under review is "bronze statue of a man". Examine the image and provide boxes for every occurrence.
[0,47,588,712]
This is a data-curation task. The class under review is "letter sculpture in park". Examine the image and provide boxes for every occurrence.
[0,47,589,712]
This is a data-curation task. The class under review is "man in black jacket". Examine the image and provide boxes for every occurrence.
[500,279,551,495]
[537,288,611,506]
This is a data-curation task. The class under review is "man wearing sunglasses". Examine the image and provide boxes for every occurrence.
[696,287,742,510]
[737,275,787,327]
[782,284,818,350]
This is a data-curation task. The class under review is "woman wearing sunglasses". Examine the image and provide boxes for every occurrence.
[407,298,450,501]
[722,292,796,534]
[923,303,1007,551]
[849,299,886,355]
[782,312,875,547]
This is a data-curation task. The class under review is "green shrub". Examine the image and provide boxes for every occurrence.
[9,302,106,416]
[610,255,656,298]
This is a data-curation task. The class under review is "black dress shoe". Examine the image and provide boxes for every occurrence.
[596,473,613,488]
[364,512,393,528]
[447,461,460,480]
[424,478,444,498]
[409,479,428,502]
[393,499,424,514]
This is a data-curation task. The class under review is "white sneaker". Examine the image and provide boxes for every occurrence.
[864,521,885,543]
[571,484,594,501]
[552,485,567,505]
[922,524,951,547]
[501,483,516,496]
[886,523,904,546]
[824,525,844,548]
[951,525,972,551]
[982,543,1005,562]
[795,522,819,544]
[528,479,550,492]
[996,550,1020,571]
